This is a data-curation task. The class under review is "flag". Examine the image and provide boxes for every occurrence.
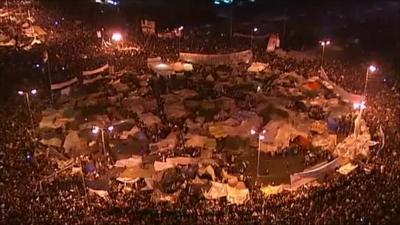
[378,125,385,149]
[141,19,156,35]
[43,50,48,63]
[267,34,280,52]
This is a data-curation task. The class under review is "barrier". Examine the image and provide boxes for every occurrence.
[51,77,78,90]
[82,64,109,76]
[179,50,253,65]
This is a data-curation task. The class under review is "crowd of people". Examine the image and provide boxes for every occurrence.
[1,2,400,225]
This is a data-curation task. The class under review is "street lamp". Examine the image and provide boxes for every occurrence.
[320,40,331,66]
[251,27,258,49]
[18,89,37,130]
[178,26,183,53]
[92,125,114,159]
[364,65,377,96]
[251,129,266,177]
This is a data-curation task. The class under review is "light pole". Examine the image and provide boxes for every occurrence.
[364,65,377,97]
[320,40,331,66]
[178,26,183,53]
[251,129,265,177]
[92,125,114,164]
[18,89,37,130]
[251,27,258,49]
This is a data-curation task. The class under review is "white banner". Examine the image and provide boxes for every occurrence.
[82,64,109,76]
[290,158,340,188]
[83,75,104,85]
[51,77,78,90]
[179,50,253,65]
[320,67,365,103]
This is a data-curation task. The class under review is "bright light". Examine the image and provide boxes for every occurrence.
[320,40,331,46]
[253,27,258,32]
[250,129,256,135]
[111,32,122,42]
[107,126,114,132]
[259,135,265,140]
[18,91,24,95]
[368,65,377,73]
[31,89,37,95]
[178,26,184,31]
[353,101,366,110]
[92,126,100,134]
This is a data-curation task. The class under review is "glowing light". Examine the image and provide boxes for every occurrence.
[368,65,377,73]
[250,129,256,135]
[259,135,265,140]
[18,91,24,95]
[320,40,331,46]
[92,126,100,134]
[107,126,114,132]
[178,26,184,31]
[253,27,258,32]
[353,101,366,110]
[111,32,122,42]
[31,89,37,95]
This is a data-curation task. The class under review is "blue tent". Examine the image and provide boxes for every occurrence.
[327,118,339,132]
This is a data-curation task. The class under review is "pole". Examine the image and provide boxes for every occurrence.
[230,5,233,39]
[178,36,181,53]
[47,56,54,105]
[101,129,106,156]
[364,69,369,96]
[321,45,325,66]
[257,137,261,177]
[79,159,88,204]
[251,30,253,49]
[25,93,34,130]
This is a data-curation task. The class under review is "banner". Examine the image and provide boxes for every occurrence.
[82,64,109,76]
[233,33,269,39]
[141,19,156,35]
[320,67,365,103]
[290,158,340,188]
[179,50,253,65]
[83,75,104,84]
[51,77,78,90]
[267,34,280,52]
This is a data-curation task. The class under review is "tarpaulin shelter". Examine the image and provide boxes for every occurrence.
[150,132,178,152]
[139,113,162,127]
[247,62,268,73]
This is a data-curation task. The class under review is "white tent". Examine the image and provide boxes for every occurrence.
[115,156,143,168]
[247,62,268,73]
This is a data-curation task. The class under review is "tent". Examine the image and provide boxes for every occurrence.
[261,119,308,152]
[114,156,142,168]
[247,62,268,73]
[172,62,194,72]
[40,137,62,148]
[139,113,162,127]
[164,103,188,120]
[184,134,216,150]
[150,132,178,152]
[63,130,84,155]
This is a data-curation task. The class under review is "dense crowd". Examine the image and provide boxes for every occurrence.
[1,2,400,225]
